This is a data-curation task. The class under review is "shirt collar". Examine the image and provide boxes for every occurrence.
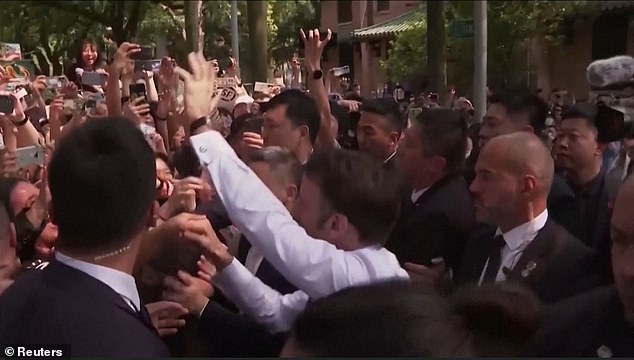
[411,187,429,203]
[495,209,549,250]
[55,251,140,311]
[384,151,397,164]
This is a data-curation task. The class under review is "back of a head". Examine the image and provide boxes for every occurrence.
[303,150,400,245]
[498,132,555,196]
[450,283,542,357]
[247,146,303,188]
[263,89,320,145]
[49,116,156,254]
[488,89,548,135]
[288,281,469,357]
[414,108,469,176]
[361,98,405,133]
[229,113,264,141]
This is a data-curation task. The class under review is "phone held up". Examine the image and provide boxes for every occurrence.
[81,71,106,87]
[129,83,147,103]
[16,145,45,168]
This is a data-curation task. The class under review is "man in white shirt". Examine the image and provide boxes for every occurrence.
[173,51,409,333]
[457,132,601,303]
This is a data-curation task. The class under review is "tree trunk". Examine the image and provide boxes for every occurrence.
[427,1,447,99]
[247,0,269,82]
[184,0,204,52]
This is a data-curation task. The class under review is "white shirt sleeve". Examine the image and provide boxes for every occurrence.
[213,258,309,333]
[190,131,375,300]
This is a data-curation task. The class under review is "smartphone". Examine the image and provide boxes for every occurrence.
[63,98,84,115]
[132,45,154,61]
[129,83,147,103]
[140,123,156,148]
[0,95,14,114]
[135,59,161,72]
[332,65,350,77]
[254,81,275,94]
[81,71,106,87]
[46,76,65,90]
[16,145,45,168]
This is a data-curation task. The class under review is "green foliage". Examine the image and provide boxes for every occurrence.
[380,1,590,92]
[379,10,426,82]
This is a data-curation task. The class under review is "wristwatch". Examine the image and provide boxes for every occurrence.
[312,69,323,80]
[189,116,210,134]
[12,116,28,127]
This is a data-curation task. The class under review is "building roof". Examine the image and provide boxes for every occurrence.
[351,10,422,42]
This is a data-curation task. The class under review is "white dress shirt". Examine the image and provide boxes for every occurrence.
[55,251,140,311]
[244,246,265,275]
[410,187,429,204]
[478,209,549,284]
[191,131,409,333]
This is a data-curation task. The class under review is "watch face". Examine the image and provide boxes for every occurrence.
[313,70,323,80]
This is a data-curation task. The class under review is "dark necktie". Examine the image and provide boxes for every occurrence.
[137,304,154,329]
[482,235,506,283]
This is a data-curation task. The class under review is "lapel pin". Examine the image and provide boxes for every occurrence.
[597,345,613,358]
[521,261,537,278]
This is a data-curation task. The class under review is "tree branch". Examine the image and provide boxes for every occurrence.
[36,1,108,27]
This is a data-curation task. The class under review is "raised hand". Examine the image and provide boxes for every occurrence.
[179,216,233,271]
[112,42,141,74]
[145,300,188,337]
[162,270,214,316]
[123,97,151,125]
[59,77,79,99]
[300,28,332,72]
[164,176,205,216]
[241,131,264,150]
[174,51,219,125]
[0,149,17,177]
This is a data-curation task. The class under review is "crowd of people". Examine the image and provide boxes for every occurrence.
[0,27,633,357]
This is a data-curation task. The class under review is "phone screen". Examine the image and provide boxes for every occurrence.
[132,45,154,61]
[0,96,14,114]
[129,83,147,103]
[81,72,106,86]
[16,146,45,168]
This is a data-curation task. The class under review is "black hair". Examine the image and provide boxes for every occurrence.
[413,108,469,177]
[261,89,321,145]
[49,116,156,253]
[155,152,175,173]
[361,98,405,133]
[303,149,400,245]
[290,281,542,357]
[560,103,598,134]
[450,283,542,357]
[228,114,264,141]
[329,100,359,150]
[172,144,203,179]
[289,281,470,357]
[488,89,548,135]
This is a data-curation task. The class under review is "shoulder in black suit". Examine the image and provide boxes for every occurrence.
[198,300,286,356]
[386,174,476,271]
[532,286,634,356]
[456,219,602,303]
[0,261,169,357]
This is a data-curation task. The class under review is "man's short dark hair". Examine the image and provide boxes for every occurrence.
[413,108,468,176]
[303,150,400,245]
[488,89,548,135]
[361,98,405,133]
[290,281,469,357]
[561,103,598,135]
[247,146,303,188]
[262,89,320,145]
[49,116,156,253]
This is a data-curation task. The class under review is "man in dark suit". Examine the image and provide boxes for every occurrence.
[387,108,475,274]
[554,103,619,282]
[356,99,403,168]
[472,89,578,235]
[532,175,634,356]
[0,117,176,356]
[457,132,600,303]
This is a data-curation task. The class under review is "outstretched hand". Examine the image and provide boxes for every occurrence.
[300,28,332,72]
[174,51,220,125]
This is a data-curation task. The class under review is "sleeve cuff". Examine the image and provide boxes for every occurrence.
[190,130,236,166]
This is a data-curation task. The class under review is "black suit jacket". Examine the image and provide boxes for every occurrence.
[198,300,286,356]
[237,235,297,295]
[532,286,634,356]
[456,219,601,303]
[0,261,169,357]
[386,174,476,271]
